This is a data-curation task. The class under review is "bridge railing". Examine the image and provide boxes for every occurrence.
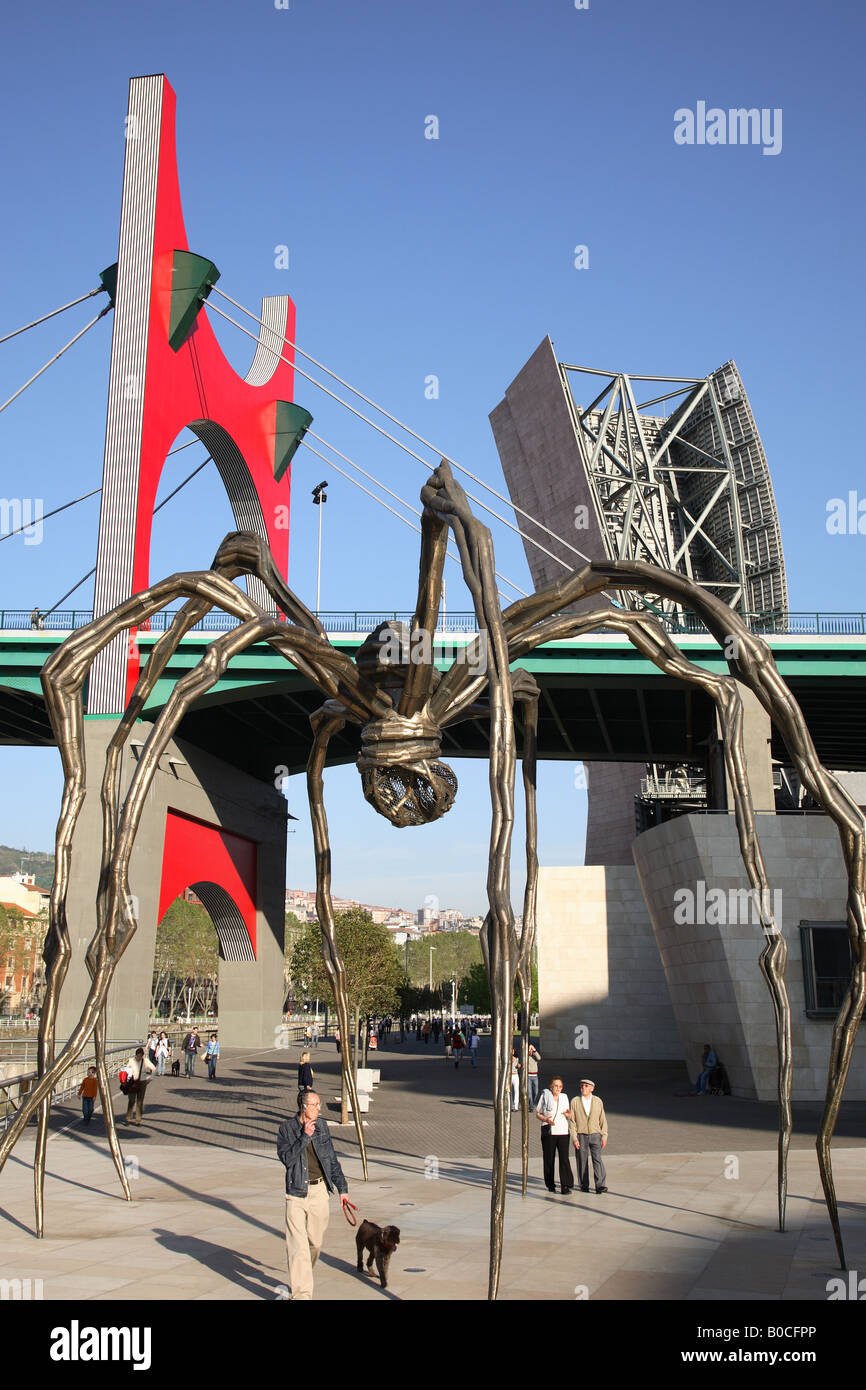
[5,610,866,637]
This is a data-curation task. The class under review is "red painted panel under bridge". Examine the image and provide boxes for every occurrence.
[158,808,257,956]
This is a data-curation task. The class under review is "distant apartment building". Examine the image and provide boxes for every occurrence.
[286,890,420,930]
[0,873,49,1014]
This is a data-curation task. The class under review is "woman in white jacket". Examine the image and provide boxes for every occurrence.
[536,1077,574,1194]
[155,1032,171,1076]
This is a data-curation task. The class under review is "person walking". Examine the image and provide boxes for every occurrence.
[204,1033,220,1080]
[311,1020,320,1048]
[510,1049,521,1111]
[334,1025,341,1055]
[146,1031,159,1068]
[527,1045,541,1107]
[277,1090,352,1300]
[422,1020,431,1045]
[123,1047,156,1126]
[155,1031,171,1075]
[469,1028,480,1067]
[536,1076,573,1194]
[182,1026,201,1077]
[77,1067,98,1126]
[298,1050,314,1093]
[568,1079,609,1194]
[452,1028,465,1069]
[695,1044,718,1095]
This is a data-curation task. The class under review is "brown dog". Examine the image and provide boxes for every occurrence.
[355,1219,400,1288]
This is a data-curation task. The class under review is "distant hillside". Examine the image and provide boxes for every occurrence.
[0,845,55,890]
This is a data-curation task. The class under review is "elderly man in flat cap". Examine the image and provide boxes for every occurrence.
[567,1078,608,1194]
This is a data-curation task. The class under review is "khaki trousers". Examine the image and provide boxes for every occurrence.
[125,1081,148,1123]
[285,1181,330,1300]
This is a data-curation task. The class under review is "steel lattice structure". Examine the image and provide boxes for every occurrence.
[558,359,788,622]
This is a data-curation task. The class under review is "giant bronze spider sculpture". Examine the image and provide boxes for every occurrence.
[0,462,863,1300]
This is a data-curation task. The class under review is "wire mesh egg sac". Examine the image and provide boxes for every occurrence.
[361,760,458,827]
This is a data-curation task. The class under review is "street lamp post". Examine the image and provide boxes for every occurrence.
[428,945,435,1019]
[312,480,328,613]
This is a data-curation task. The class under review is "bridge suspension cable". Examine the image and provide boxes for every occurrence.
[43,445,214,617]
[0,486,102,545]
[305,428,526,598]
[0,305,112,418]
[207,293,592,575]
[0,437,203,551]
[209,286,593,572]
[0,287,106,346]
[301,434,522,605]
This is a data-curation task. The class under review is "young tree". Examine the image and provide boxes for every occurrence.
[291,908,403,1120]
[458,957,537,1019]
[402,932,483,989]
[283,911,308,1010]
[152,898,218,1019]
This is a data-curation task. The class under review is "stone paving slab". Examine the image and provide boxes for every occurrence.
[34,1039,866,1161]
[2,1040,864,1303]
[1,1130,863,1302]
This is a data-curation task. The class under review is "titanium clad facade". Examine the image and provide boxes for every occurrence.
[490,338,788,864]
[490,337,787,625]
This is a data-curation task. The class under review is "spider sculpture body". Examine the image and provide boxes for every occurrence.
[0,463,863,1301]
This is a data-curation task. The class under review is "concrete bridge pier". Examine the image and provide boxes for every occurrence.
[55,719,287,1050]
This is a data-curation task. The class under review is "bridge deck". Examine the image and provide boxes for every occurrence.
[1,630,865,774]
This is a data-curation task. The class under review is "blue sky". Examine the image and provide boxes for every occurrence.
[0,0,863,912]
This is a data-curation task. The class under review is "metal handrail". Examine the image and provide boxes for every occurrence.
[0,1039,138,1130]
[3,609,866,637]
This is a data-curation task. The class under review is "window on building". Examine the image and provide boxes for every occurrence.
[800,922,853,1018]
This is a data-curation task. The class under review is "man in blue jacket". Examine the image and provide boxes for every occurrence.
[277,1090,352,1300]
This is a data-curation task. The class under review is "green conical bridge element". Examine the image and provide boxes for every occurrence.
[274,402,313,481]
[169,250,220,351]
[99,263,118,308]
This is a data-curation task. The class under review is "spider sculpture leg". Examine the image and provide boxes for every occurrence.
[22,608,276,1218]
[498,554,864,1262]
[505,603,792,1228]
[420,465,522,1300]
[5,556,368,1228]
[94,1006,131,1204]
[25,576,269,1224]
[515,680,539,1200]
[307,705,370,1179]
[586,562,865,1266]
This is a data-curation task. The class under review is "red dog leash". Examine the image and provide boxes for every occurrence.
[342,1199,359,1227]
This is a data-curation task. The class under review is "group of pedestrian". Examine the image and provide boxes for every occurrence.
[535,1076,608,1196]
[303,1021,322,1048]
[274,1054,610,1300]
[442,1023,481,1067]
[179,1026,220,1079]
[76,1025,221,1129]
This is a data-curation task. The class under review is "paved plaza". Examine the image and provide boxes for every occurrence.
[1,1036,864,1301]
